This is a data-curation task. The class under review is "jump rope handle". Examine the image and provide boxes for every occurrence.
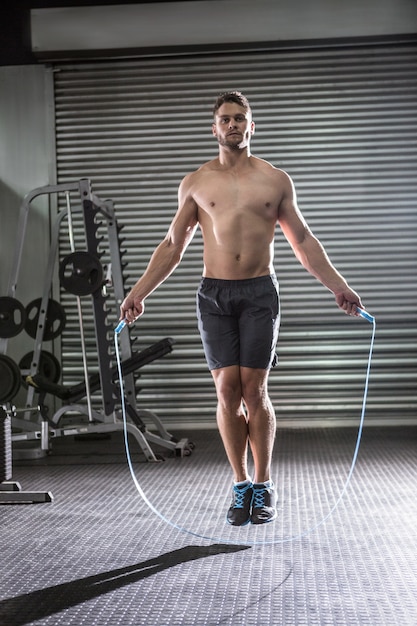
[356,308,375,323]
[115,319,127,334]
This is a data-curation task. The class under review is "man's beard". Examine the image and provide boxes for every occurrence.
[217,134,247,150]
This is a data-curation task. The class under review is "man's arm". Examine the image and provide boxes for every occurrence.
[277,172,363,315]
[120,175,199,323]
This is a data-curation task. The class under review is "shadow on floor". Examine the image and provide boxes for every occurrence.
[0,544,250,626]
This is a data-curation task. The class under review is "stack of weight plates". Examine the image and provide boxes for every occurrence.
[0,408,12,483]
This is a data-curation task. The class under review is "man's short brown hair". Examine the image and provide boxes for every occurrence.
[212,91,252,118]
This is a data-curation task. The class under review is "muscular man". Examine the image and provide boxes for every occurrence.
[120,91,363,527]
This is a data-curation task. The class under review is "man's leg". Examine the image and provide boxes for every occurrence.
[212,365,277,525]
[211,365,250,483]
[214,366,275,482]
[240,366,276,483]
[211,365,254,526]
[240,366,277,524]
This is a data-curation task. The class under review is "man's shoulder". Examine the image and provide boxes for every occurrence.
[252,156,289,177]
[196,158,220,174]
[181,160,218,185]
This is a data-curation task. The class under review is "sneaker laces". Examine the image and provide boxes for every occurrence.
[233,484,250,509]
[252,486,267,508]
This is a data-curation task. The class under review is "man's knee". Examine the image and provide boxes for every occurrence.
[212,366,242,409]
[240,368,269,409]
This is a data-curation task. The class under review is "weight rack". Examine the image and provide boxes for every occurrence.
[1,179,193,502]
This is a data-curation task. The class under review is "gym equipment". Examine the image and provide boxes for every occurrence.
[0,355,21,403]
[0,407,11,481]
[25,337,192,459]
[59,250,103,296]
[24,298,66,340]
[27,338,174,403]
[357,308,375,323]
[3,178,193,468]
[19,350,61,385]
[0,297,26,338]
[0,407,53,503]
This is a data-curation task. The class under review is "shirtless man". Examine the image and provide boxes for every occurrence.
[120,91,363,527]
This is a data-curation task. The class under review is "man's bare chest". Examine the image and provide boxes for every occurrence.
[193,171,280,221]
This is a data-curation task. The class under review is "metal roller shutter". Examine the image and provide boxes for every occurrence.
[53,40,417,428]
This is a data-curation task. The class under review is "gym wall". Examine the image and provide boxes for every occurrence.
[1,0,416,428]
[51,42,417,428]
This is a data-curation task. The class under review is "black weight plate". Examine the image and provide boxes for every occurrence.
[25,298,66,340]
[19,350,61,384]
[0,355,21,402]
[59,251,103,296]
[0,297,26,338]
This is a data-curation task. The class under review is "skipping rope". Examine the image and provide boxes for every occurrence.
[114,308,375,546]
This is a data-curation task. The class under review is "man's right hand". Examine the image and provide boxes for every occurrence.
[119,293,145,325]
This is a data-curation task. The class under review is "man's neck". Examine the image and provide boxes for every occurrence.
[218,146,252,169]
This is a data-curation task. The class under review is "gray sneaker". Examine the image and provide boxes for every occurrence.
[226,482,253,526]
[250,482,277,524]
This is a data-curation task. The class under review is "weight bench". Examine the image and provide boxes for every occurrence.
[21,337,193,460]
[27,337,175,407]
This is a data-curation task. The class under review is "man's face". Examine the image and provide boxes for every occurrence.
[212,102,254,149]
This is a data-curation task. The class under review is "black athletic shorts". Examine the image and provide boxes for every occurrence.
[196,274,280,371]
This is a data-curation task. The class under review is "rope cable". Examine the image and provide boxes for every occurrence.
[114,309,375,546]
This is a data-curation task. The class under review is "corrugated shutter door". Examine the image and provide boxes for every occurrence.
[53,41,417,428]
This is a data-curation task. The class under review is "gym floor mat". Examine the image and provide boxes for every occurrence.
[1,426,416,625]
